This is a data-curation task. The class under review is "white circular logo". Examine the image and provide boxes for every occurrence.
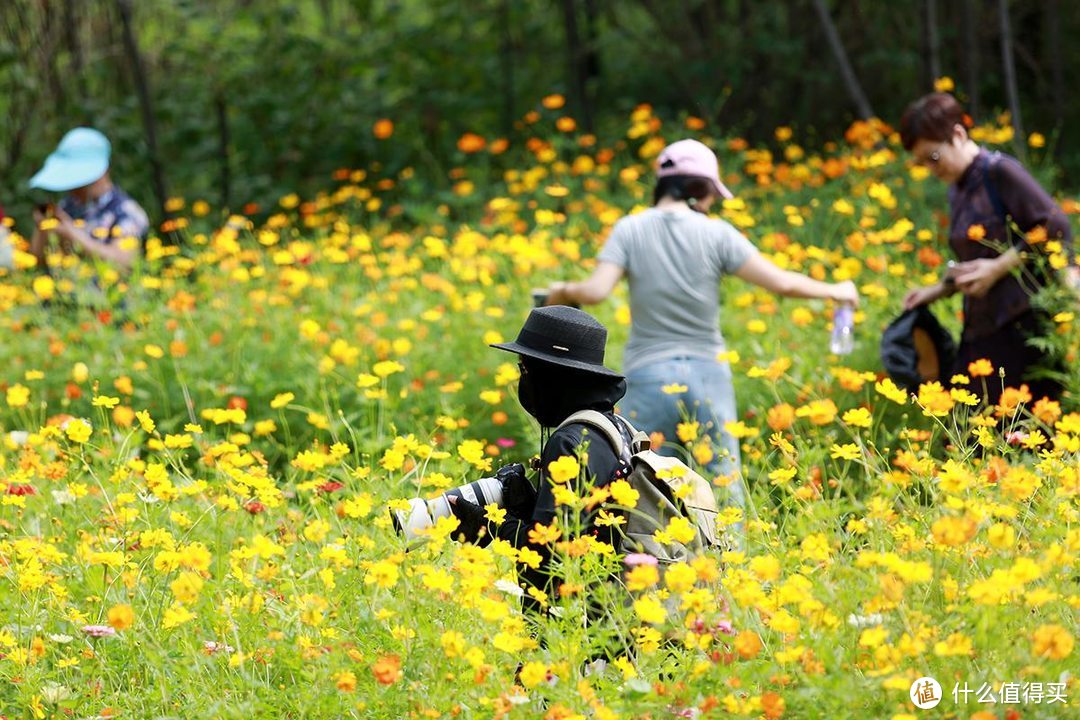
[910,676,942,709]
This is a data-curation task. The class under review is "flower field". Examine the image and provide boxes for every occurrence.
[0,104,1077,719]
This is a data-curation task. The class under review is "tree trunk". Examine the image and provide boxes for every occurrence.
[961,0,979,117]
[924,0,941,87]
[561,0,594,134]
[996,0,1025,162]
[498,0,515,138]
[1,1,37,175]
[1045,0,1064,161]
[115,0,171,228]
[63,0,84,104]
[584,0,601,79]
[810,0,874,120]
[317,0,333,35]
[40,1,66,109]
[215,93,231,212]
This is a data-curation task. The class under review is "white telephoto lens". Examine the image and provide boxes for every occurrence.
[472,475,503,507]
[394,498,435,542]
[394,476,507,546]
[428,494,453,522]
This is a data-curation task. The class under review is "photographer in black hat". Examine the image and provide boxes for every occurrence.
[448,305,632,613]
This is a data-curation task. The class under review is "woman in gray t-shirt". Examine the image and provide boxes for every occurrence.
[544,139,858,519]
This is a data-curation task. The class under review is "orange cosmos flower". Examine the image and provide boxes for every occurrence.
[734,630,762,659]
[1031,624,1074,660]
[107,604,135,631]
[372,119,394,139]
[995,384,1032,418]
[766,403,795,431]
[931,515,977,547]
[541,94,565,110]
[1030,397,1061,425]
[967,358,994,377]
[372,654,402,685]
[457,133,487,153]
[761,691,785,719]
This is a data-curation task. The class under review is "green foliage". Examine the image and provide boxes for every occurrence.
[4,0,1080,231]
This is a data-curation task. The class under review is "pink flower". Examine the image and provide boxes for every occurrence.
[496,438,516,448]
[204,640,236,655]
[1006,431,1028,446]
[715,619,735,636]
[82,625,117,638]
[624,553,658,567]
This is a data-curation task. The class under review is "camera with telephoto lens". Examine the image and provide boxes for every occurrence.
[392,462,527,544]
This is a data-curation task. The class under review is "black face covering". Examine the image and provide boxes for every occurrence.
[517,358,627,428]
[517,369,541,420]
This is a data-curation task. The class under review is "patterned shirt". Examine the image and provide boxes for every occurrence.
[59,186,149,246]
[948,150,1073,340]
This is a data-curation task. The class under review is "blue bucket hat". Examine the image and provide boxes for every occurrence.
[29,128,111,192]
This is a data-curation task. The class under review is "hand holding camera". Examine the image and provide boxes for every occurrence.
[495,462,536,521]
[392,462,537,546]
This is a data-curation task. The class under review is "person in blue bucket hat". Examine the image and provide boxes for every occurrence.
[28,127,149,271]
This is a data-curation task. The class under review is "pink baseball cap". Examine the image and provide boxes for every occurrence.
[656,139,733,199]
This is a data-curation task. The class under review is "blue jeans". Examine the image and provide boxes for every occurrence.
[618,356,745,514]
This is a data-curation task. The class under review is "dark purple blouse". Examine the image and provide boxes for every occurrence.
[947,149,1073,340]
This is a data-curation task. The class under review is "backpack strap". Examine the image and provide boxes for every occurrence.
[610,413,652,454]
[557,410,651,461]
[982,152,1008,224]
[558,410,626,460]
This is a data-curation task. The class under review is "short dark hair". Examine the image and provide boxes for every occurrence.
[652,175,713,206]
[899,93,966,151]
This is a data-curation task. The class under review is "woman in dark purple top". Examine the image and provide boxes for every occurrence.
[899,93,1076,405]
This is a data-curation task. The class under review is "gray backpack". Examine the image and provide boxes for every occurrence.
[557,410,722,562]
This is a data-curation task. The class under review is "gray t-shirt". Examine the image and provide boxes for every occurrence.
[598,207,758,372]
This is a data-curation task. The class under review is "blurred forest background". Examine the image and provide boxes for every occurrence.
[0,0,1075,227]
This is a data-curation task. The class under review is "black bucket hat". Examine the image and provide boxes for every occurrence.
[492,305,622,377]
[880,306,957,391]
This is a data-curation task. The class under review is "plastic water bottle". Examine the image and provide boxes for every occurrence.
[830,304,854,355]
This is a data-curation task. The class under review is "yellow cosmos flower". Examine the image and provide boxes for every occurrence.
[547,455,580,485]
[841,407,872,428]
[65,419,93,444]
[270,392,295,409]
[6,384,30,408]
[768,467,797,485]
[609,480,639,508]
[372,360,405,378]
[633,595,667,625]
[874,378,908,405]
[518,661,549,689]
[676,421,699,443]
[356,373,380,388]
[796,399,838,425]
[457,439,491,471]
